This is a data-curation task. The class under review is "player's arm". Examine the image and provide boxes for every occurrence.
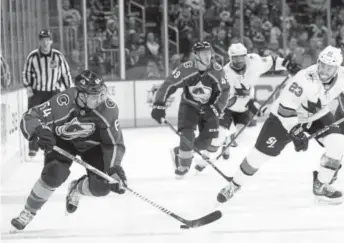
[154,62,195,105]
[96,102,126,172]
[20,100,55,140]
[211,68,231,114]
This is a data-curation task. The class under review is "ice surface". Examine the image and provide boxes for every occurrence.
[1,125,344,243]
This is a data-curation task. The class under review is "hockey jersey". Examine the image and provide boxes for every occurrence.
[271,65,344,131]
[20,87,125,171]
[223,54,286,112]
[154,60,230,112]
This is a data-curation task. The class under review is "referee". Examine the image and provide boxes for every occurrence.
[23,29,72,157]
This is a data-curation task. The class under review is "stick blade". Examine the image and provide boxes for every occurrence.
[182,210,222,229]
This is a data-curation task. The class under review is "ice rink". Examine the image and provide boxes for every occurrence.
[1,125,344,243]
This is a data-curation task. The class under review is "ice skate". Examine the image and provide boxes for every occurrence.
[10,208,35,231]
[170,147,190,178]
[313,171,343,205]
[66,177,84,214]
[217,180,240,203]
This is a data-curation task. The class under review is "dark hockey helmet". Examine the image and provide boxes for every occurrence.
[75,70,106,95]
[192,41,212,53]
[38,29,53,39]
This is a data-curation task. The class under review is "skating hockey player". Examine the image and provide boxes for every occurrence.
[151,41,230,177]
[11,70,127,231]
[217,45,344,204]
[218,43,302,161]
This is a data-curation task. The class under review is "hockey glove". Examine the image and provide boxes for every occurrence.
[282,53,302,75]
[109,165,127,194]
[32,125,56,152]
[151,102,166,124]
[201,104,221,120]
[289,125,308,152]
[246,100,268,117]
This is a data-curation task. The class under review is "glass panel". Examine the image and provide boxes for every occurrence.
[1,0,12,91]
[87,0,120,80]
[48,0,62,50]
[331,0,344,56]
[59,0,85,78]
[125,0,166,80]
[285,0,329,68]
[202,0,243,66]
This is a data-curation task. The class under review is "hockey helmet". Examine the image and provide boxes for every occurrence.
[75,70,106,95]
[227,43,247,57]
[318,45,343,67]
[193,41,212,53]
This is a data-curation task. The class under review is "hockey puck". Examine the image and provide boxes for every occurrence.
[180,225,190,229]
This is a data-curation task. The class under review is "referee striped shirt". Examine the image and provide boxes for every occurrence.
[23,48,72,91]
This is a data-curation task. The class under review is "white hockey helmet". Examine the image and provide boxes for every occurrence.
[227,43,248,57]
[318,45,343,67]
[317,46,343,83]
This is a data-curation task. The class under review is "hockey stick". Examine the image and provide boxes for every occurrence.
[53,146,222,229]
[216,75,291,160]
[307,117,344,140]
[163,119,232,182]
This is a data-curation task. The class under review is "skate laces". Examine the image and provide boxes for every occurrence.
[220,182,238,200]
[68,181,80,206]
[18,209,34,225]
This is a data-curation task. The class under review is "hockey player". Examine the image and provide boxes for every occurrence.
[334,93,344,133]
[217,45,344,204]
[218,43,301,161]
[151,41,230,176]
[11,70,127,231]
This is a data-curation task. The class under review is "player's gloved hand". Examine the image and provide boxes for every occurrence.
[289,125,308,152]
[246,100,268,117]
[109,165,127,194]
[282,53,302,75]
[32,125,56,152]
[151,102,166,124]
[201,104,221,120]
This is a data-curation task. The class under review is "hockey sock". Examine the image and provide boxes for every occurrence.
[25,177,55,214]
[75,177,94,196]
[318,154,341,184]
[233,148,271,186]
[178,149,193,168]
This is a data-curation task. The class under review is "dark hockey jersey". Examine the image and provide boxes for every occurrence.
[20,87,125,170]
[154,60,230,112]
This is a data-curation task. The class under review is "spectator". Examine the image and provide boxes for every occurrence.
[62,0,81,27]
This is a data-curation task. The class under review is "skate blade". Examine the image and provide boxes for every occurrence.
[314,196,344,205]
[9,226,21,234]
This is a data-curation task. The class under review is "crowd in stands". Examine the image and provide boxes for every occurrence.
[2,0,344,90]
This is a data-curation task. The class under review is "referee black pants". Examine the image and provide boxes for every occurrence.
[28,90,59,152]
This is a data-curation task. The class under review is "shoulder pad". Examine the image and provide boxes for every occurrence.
[105,97,117,109]
[53,88,76,107]
[213,62,222,71]
[95,100,119,128]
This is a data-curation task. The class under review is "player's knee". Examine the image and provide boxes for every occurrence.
[179,129,195,151]
[322,133,344,161]
[211,126,228,147]
[88,175,110,197]
[41,161,70,188]
[194,137,212,150]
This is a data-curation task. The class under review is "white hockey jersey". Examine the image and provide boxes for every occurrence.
[223,53,286,112]
[271,65,344,132]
